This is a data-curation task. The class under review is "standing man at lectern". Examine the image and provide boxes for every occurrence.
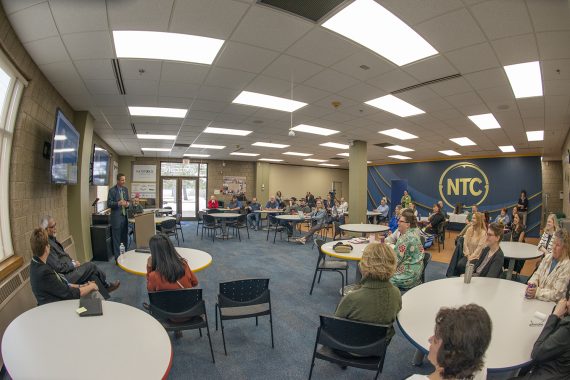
[108,173,129,261]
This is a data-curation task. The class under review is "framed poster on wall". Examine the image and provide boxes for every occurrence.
[131,182,156,199]
[223,176,246,195]
[133,164,156,182]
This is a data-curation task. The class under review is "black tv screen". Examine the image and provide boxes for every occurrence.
[91,145,110,186]
[50,109,79,184]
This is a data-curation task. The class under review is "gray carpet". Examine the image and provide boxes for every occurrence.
[3,222,515,380]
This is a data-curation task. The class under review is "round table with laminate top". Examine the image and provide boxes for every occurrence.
[128,216,176,225]
[340,223,390,236]
[500,241,543,280]
[209,212,241,239]
[1,300,172,380]
[118,247,212,275]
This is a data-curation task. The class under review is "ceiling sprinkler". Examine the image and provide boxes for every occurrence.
[288,129,295,137]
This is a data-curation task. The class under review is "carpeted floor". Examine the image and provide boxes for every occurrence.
[3,222,518,380]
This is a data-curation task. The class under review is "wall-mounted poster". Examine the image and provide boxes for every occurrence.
[133,164,156,182]
[131,182,157,199]
[223,176,246,195]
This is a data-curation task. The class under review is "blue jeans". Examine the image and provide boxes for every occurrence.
[247,212,260,228]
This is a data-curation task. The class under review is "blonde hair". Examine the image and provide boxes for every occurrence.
[546,214,559,233]
[359,243,397,281]
[554,229,570,260]
[472,212,486,232]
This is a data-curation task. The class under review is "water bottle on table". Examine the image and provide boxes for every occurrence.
[464,263,474,284]
[119,243,125,256]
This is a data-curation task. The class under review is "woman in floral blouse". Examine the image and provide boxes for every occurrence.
[391,209,424,290]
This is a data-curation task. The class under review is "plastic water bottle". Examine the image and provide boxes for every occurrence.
[119,243,125,256]
[464,263,474,284]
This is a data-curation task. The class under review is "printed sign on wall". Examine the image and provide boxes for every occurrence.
[131,182,156,199]
[223,176,246,195]
[133,164,156,182]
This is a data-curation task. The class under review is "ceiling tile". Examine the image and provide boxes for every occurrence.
[281,84,331,103]
[195,86,241,103]
[204,67,256,90]
[122,79,159,96]
[246,75,291,95]
[338,83,384,102]
[62,31,114,60]
[303,69,359,94]
[23,37,69,65]
[536,31,570,60]
[7,2,58,43]
[74,59,115,80]
[108,0,174,31]
[463,67,509,90]
[415,8,486,52]
[161,62,210,84]
[158,81,200,98]
[470,0,533,40]
[50,0,108,34]
[85,79,120,95]
[38,60,77,83]
[368,69,417,92]
[216,41,279,73]
[527,0,570,32]
[262,55,324,83]
[286,28,358,67]
[541,59,570,81]
[380,0,464,25]
[445,42,500,74]
[1,0,44,15]
[403,55,458,82]
[491,34,539,66]
[331,50,394,81]
[430,76,472,96]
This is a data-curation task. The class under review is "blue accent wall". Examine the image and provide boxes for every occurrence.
[367,156,542,237]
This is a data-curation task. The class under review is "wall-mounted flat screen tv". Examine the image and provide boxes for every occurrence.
[50,109,79,185]
[91,145,110,186]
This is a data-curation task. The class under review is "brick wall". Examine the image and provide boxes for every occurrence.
[541,160,563,220]
[1,5,74,263]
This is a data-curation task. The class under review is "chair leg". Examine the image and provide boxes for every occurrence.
[215,304,218,330]
[201,226,204,240]
[255,316,258,326]
[206,323,215,363]
[246,224,250,239]
[180,226,184,242]
[237,226,241,242]
[309,267,320,295]
[338,271,345,295]
[273,226,278,243]
[266,225,271,241]
[269,311,274,348]
[199,328,202,337]
[317,270,323,284]
[220,318,228,355]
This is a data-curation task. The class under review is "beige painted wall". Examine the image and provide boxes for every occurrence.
[541,160,563,222]
[562,131,570,217]
[266,164,349,203]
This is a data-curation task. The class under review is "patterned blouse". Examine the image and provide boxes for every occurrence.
[391,227,425,290]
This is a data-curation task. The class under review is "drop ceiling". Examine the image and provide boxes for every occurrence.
[2,0,570,167]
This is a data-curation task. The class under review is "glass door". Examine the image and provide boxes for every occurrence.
[181,179,197,218]
[161,178,178,214]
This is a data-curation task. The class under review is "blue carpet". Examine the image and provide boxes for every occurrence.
[9,222,514,380]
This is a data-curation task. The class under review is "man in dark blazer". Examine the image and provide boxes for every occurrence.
[41,216,119,298]
[29,228,98,306]
[108,173,130,260]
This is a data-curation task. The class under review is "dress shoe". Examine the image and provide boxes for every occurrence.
[106,280,120,292]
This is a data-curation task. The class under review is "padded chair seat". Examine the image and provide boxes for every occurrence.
[160,315,207,330]
[316,346,381,370]
[319,260,349,270]
[220,303,270,317]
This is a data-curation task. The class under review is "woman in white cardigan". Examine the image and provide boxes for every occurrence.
[537,213,559,257]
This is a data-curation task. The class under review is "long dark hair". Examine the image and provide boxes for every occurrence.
[149,234,185,283]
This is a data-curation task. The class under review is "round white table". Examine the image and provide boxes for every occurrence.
[128,216,176,225]
[500,242,543,280]
[118,247,212,275]
[145,208,173,215]
[210,212,241,239]
[340,223,390,236]
[1,300,172,380]
[255,209,283,230]
[397,277,555,372]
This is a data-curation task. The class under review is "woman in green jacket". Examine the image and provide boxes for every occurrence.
[401,190,412,209]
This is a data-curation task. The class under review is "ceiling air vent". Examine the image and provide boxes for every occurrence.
[391,74,462,95]
[174,143,190,148]
[257,0,345,22]
[130,123,137,136]
[374,143,392,148]
[329,157,344,160]
[111,59,126,95]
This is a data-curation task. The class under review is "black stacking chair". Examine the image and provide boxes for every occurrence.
[267,214,284,243]
[202,214,221,242]
[309,315,391,380]
[421,252,432,283]
[175,213,184,242]
[159,219,179,246]
[332,221,343,241]
[147,289,215,363]
[215,278,274,355]
[196,211,205,235]
[436,220,448,252]
[310,239,348,295]
[230,214,249,241]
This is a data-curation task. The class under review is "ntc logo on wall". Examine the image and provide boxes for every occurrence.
[438,162,489,208]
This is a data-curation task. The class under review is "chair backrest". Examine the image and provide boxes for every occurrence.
[160,218,177,231]
[148,288,205,320]
[197,211,205,221]
[175,213,182,223]
[203,214,216,225]
[421,252,431,283]
[237,214,247,225]
[317,315,391,358]
[218,278,270,308]
[60,235,77,260]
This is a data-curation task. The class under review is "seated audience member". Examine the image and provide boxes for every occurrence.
[338,197,348,215]
[332,199,346,225]
[509,206,519,229]
[323,193,333,211]
[425,204,445,235]
[299,198,312,213]
[495,208,510,226]
[207,195,219,209]
[526,229,570,302]
[246,197,262,230]
[279,198,301,237]
[275,190,283,206]
[505,213,527,273]
[408,202,419,218]
[128,193,145,218]
[471,222,505,278]
[389,205,402,233]
[295,200,327,245]
[227,195,241,211]
[391,211,424,290]
[467,205,478,223]
[447,212,487,276]
[437,200,448,219]
[236,192,247,202]
[306,192,316,208]
[265,196,280,210]
[30,228,98,305]
[41,216,119,298]
[407,304,491,380]
[538,213,559,257]
[374,198,389,224]
[513,282,570,379]
[335,243,401,340]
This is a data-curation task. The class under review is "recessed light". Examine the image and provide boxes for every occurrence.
[94,147,105,151]
[53,148,75,153]
[283,152,313,157]
[499,145,516,153]
[233,91,307,112]
[141,148,171,152]
[450,137,476,146]
[378,128,418,140]
[320,142,350,150]
[504,61,543,99]
[190,144,225,149]
[367,161,372,164]
[385,145,414,152]
[183,154,210,158]
[137,134,177,140]
[526,130,544,142]
[53,135,67,141]
[252,142,290,149]
[365,95,425,117]
[439,150,461,156]
[468,113,501,130]
[337,153,350,157]
[129,106,187,118]
[304,158,328,163]
[203,127,252,136]
[388,155,412,160]
[259,158,284,162]
[113,31,224,65]
[230,152,259,157]
[291,124,339,136]
[322,0,437,66]
[319,163,340,167]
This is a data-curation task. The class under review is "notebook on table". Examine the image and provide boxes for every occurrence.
[79,297,103,317]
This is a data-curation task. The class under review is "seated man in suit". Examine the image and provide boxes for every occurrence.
[30,228,99,305]
[41,216,120,299]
